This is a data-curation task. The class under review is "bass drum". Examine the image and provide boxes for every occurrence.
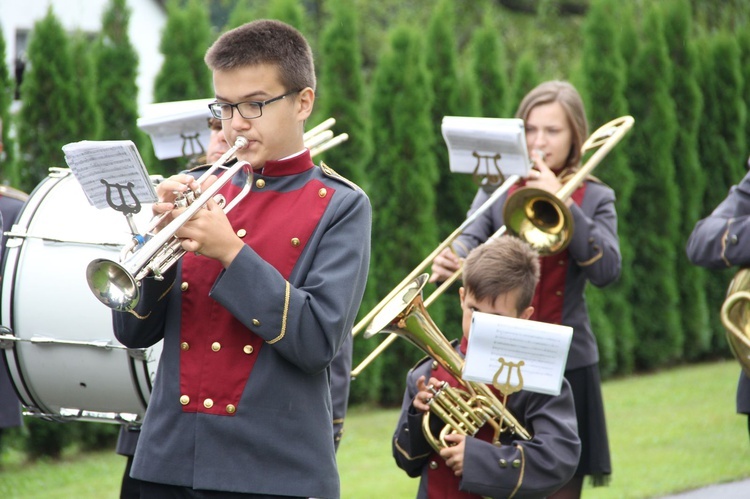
[1,168,161,423]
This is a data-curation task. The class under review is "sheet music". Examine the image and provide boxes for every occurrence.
[441,116,532,177]
[62,140,158,210]
[463,312,573,396]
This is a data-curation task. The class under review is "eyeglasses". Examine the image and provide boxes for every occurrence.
[208,90,300,120]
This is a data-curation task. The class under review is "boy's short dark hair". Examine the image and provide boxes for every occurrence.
[462,237,540,313]
[205,19,316,92]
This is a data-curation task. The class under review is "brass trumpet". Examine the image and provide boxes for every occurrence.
[86,136,251,311]
[86,119,348,312]
[366,273,531,451]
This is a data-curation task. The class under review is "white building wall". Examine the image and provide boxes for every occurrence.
[0,0,166,111]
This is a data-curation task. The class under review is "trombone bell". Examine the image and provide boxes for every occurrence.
[503,187,574,255]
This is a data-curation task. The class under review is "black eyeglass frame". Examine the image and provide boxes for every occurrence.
[208,89,301,120]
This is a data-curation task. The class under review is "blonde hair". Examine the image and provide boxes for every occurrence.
[463,237,540,313]
[515,80,588,170]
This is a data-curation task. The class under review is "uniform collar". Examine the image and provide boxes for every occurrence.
[258,149,314,177]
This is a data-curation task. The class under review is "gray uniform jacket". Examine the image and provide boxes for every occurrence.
[393,348,581,498]
[685,170,750,414]
[114,154,371,498]
[0,191,25,429]
[454,180,621,370]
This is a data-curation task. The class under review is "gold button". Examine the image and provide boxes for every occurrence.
[211,342,221,352]
[431,361,438,370]
[256,179,266,188]
[318,188,327,198]
[180,342,190,351]
[512,459,521,468]
[558,259,566,266]
[498,458,507,468]
[291,237,300,247]
[204,398,214,409]
[180,395,190,405]
[428,460,438,470]
[237,228,247,238]
[555,290,563,296]
[226,404,236,414]
[252,319,260,327]
[588,237,595,243]
[243,345,254,355]
[181,282,189,291]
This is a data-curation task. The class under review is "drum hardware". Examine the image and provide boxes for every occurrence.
[1,172,161,423]
[4,225,131,248]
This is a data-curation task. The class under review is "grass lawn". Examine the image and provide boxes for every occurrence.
[1,360,749,498]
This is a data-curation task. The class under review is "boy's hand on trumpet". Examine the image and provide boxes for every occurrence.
[153,174,245,269]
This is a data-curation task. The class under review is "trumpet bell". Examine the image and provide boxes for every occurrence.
[503,186,574,255]
[86,258,140,312]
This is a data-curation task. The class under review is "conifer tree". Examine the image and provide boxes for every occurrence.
[315,0,369,188]
[224,0,261,31]
[0,25,19,184]
[267,0,307,34]
[94,0,145,144]
[153,0,213,103]
[426,0,477,239]
[508,51,540,116]
[70,33,103,142]
[696,33,747,353]
[467,17,509,118]
[16,8,79,192]
[579,0,634,375]
[624,6,682,368]
[740,30,750,149]
[663,0,711,360]
[366,25,439,404]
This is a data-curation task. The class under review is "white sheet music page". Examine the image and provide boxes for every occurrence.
[463,312,573,396]
[441,116,532,177]
[62,140,158,210]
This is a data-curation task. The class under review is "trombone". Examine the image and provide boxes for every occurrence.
[351,115,634,378]
[86,119,348,312]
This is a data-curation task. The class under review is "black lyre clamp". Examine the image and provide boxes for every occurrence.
[101,179,145,247]
[471,151,505,187]
[180,132,206,159]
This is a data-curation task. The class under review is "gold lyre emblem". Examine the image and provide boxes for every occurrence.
[492,357,525,435]
[471,151,504,186]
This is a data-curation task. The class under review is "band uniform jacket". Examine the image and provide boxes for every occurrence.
[113,151,371,498]
[685,169,750,414]
[0,188,26,429]
[454,179,621,370]
[393,342,581,498]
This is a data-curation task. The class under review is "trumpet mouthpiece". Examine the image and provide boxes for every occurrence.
[234,136,249,149]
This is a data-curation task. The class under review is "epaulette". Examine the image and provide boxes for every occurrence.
[409,354,434,374]
[0,185,29,202]
[319,162,362,192]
